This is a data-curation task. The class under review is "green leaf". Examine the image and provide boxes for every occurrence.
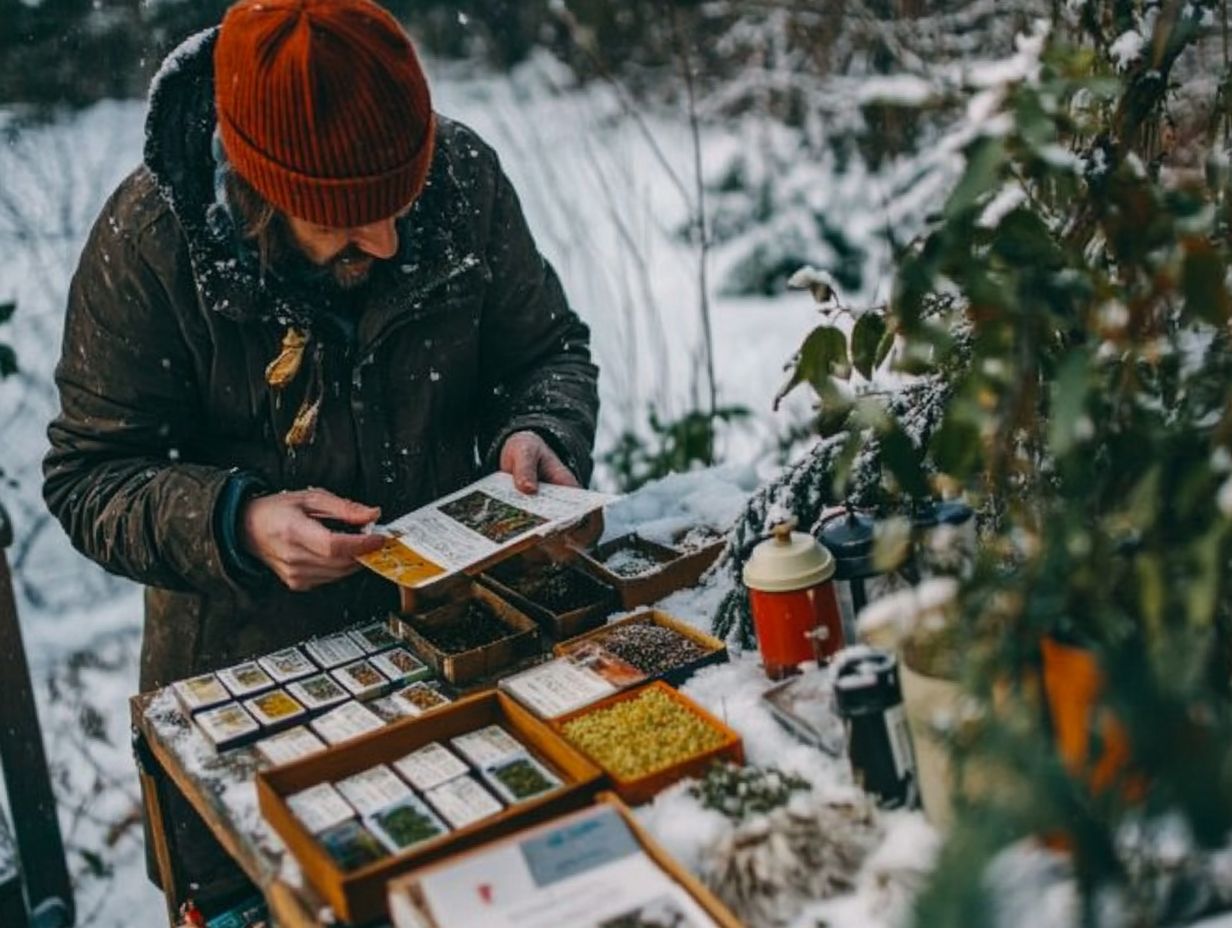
[774,325,851,409]
[1181,239,1230,325]
[944,136,1007,219]
[879,424,929,498]
[0,344,16,379]
[930,413,982,479]
[874,326,895,370]
[0,302,14,326]
[851,312,887,380]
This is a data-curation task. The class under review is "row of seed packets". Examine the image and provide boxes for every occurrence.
[284,724,563,868]
[170,621,452,752]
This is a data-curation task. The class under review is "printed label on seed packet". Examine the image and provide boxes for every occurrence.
[257,647,317,683]
[304,633,365,669]
[288,783,354,834]
[394,742,470,792]
[172,673,230,713]
[333,659,391,699]
[482,754,562,805]
[366,795,448,853]
[347,621,400,654]
[425,774,504,829]
[216,661,275,698]
[369,647,429,684]
[500,659,616,718]
[310,700,385,745]
[255,726,326,766]
[450,724,525,768]
[336,764,414,817]
[243,689,307,727]
[287,673,350,711]
[194,702,260,749]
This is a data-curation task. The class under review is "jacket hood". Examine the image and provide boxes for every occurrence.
[142,28,479,336]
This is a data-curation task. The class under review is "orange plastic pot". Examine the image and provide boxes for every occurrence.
[1040,636,1142,798]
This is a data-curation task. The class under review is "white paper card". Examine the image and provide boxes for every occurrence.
[450,725,525,768]
[336,764,414,817]
[311,701,385,745]
[425,774,504,829]
[394,743,470,792]
[500,660,616,718]
[287,783,354,834]
[255,726,327,766]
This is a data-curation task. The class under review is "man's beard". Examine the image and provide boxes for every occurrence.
[325,244,377,291]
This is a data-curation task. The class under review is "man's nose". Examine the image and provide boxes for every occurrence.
[351,219,398,259]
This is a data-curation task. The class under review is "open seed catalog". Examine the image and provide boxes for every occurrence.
[358,473,612,589]
[387,804,720,928]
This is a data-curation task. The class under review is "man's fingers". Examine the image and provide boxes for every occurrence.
[539,453,579,488]
[301,488,381,525]
[326,530,388,561]
[511,442,539,494]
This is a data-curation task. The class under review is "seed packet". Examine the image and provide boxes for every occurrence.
[481,754,563,805]
[287,673,350,712]
[450,724,526,768]
[216,661,276,699]
[318,819,388,871]
[348,621,401,654]
[424,774,504,829]
[304,633,365,669]
[388,682,452,717]
[365,795,448,854]
[336,764,414,817]
[243,689,307,728]
[257,646,317,684]
[369,647,431,685]
[332,659,392,699]
[172,673,230,714]
[393,742,469,792]
[499,659,616,718]
[255,726,326,766]
[310,700,385,745]
[195,702,260,750]
[288,782,354,834]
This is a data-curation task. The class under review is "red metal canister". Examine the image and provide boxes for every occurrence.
[743,519,843,679]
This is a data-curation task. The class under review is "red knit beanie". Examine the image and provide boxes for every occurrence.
[214,0,435,227]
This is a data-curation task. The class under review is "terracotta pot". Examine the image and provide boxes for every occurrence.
[1040,636,1139,797]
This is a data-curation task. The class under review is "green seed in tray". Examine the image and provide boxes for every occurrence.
[318,819,387,871]
[590,622,710,676]
[366,796,448,853]
[560,688,726,780]
[485,755,560,802]
[418,601,515,653]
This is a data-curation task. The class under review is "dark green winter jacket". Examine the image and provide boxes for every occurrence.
[43,30,599,692]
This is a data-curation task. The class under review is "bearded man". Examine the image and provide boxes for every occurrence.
[42,0,598,906]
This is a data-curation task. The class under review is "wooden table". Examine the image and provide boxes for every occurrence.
[131,691,327,928]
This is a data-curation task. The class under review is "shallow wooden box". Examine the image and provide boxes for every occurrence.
[385,791,743,928]
[575,532,724,609]
[392,583,543,685]
[256,689,603,925]
[479,554,618,641]
[554,608,729,688]
[552,681,744,806]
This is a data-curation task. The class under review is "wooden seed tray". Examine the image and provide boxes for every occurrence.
[552,681,743,806]
[256,689,602,925]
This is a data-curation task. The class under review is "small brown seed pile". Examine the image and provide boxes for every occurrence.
[419,602,512,653]
[561,688,726,779]
[594,622,710,676]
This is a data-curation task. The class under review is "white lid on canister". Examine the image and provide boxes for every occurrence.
[743,518,836,593]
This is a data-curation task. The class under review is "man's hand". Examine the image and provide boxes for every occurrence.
[240,488,386,592]
[499,430,579,493]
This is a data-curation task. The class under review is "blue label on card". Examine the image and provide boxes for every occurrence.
[519,807,640,887]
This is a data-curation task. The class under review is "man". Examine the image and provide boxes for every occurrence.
[42,0,599,904]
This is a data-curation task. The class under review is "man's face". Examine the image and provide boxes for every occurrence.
[285,208,408,290]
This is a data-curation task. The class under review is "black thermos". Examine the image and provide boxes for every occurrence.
[833,648,917,809]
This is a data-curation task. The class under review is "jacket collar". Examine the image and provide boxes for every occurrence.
[142,28,480,340]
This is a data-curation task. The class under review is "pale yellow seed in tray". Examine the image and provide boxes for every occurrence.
[560,688,725,779]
